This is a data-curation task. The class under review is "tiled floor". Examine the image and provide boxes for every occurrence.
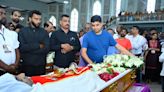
[128,82,161,92]
[148,82,162,92]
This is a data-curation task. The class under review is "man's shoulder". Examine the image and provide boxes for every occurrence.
[38,27,44,30]
[138,35,146,40]
[103,30,111,36]
[101,30,113,39]
[51,29,62,37]
[38,27,46,33]
[124,38,131,42]
[20,27,44,32]
[17,24,24,28]
[84,30,93,36]
[20,27,29,31]
[66,30,78,36]
[125,35,132,39]
[83,31,94,41]
[3,26,17,35]
[4,30,18,40]
[102,29,108,33]
[69,30,77,35]
[137,34,143,38]
[53,29,77,35]
[18,27,29,35]
[52,29,60,35]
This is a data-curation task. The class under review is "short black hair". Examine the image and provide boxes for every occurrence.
[54,26,56,29]
[150,27,157,31]
[44,22,49,28]
[107,28,115,34]
[121,27,128,33]
[132,26,140,31]
[91,15,102,22]
[44,21,53,28]
[79,29,84,32]
[0,5,6,9]
[11,10,21,15]
[28,10,41,18]
[151,33,158,36]
[107,28,114,31]
[60,14,69,20]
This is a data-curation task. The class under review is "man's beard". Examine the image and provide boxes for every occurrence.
[31,21,40,28]
[0,18,7,26]
[12,19,19,23]
[120,34,125,37]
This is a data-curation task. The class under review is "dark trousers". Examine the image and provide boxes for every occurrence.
[162,76,164,92]
[135,54,142,83]
[136,68,142,83]
[21,65,46,77]
[145,68,159,81]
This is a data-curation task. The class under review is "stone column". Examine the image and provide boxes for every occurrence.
[109,0,116,16]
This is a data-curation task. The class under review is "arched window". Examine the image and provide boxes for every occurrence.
[147,0,156,13]
[70,8,78,32]
[93,0,101,15]
[49,16,56,27]
[116,0,121,17]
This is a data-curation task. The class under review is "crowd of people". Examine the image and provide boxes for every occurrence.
[78,17,164,92]
[1,6,164,92]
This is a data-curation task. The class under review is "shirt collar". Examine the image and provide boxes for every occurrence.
[0,25,5,33]
[59,28,70,34]
[133,34,139,38]
[92,29,103,35]
[29,25,40,31]
[1,25,5,30]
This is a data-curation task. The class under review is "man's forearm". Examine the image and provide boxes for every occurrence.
[116,44,134,56]
[0,60,9,71]
[15,49,20,66]
[82,55,93,64]
[81,50,93,64]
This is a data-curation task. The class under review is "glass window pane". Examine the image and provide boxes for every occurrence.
[93,0,101,15]
[116,0,121,16]
[70,8,79,32]
[147,0,156,13]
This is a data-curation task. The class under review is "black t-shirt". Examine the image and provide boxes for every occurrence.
[7,22,24,31]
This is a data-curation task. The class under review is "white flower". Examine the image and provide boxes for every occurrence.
[46,52,55,63]
[113,67,126,73]
[103,54,144,68]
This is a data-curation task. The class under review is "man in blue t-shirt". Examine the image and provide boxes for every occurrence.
[81,15,133,64]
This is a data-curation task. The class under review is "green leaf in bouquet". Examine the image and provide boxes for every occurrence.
[106,68,113,74]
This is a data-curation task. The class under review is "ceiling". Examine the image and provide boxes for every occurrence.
[0,0,69,12]
[35,0,67,4]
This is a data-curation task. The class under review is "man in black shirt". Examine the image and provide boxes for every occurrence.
[18,10,49,76]
[8,10,23,32]
[50,14,81,68]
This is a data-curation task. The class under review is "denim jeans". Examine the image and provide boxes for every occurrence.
[161,76,164,92]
